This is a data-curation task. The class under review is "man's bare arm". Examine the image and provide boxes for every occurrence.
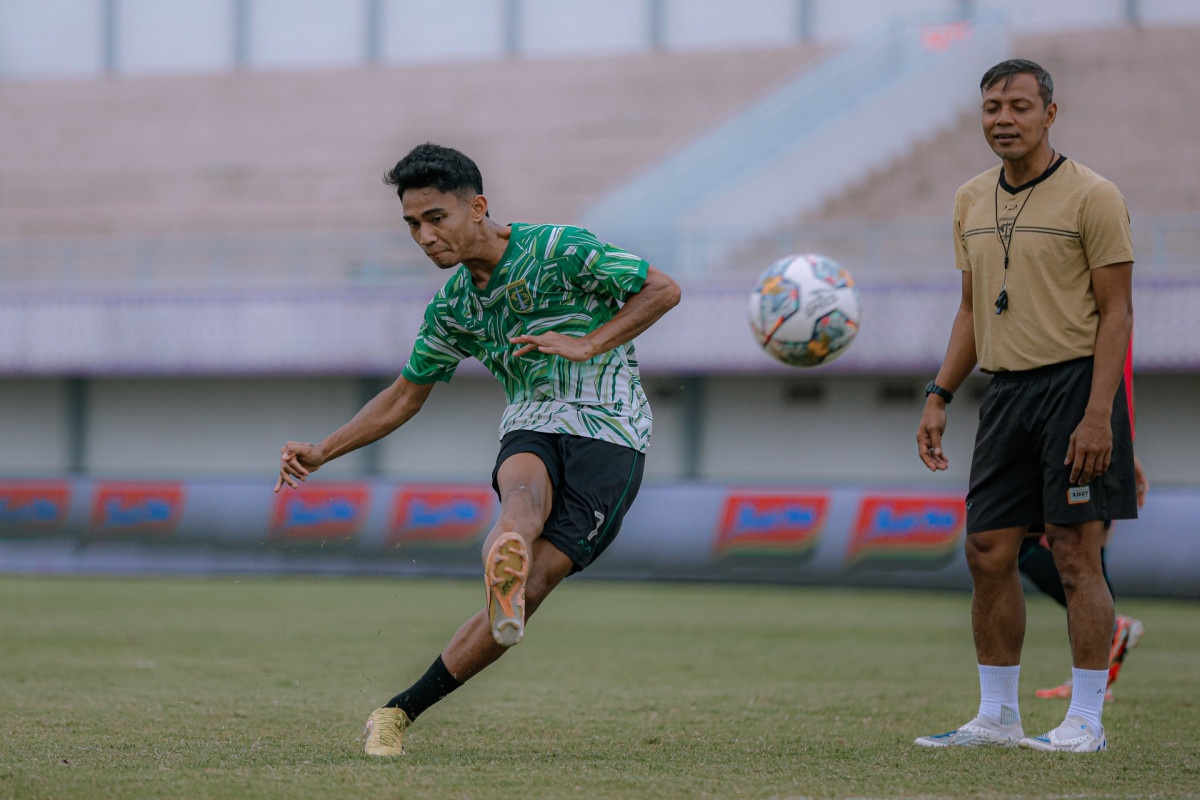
[1065,262,1133,485]
[275,376,435,491]
[917,271,978,471]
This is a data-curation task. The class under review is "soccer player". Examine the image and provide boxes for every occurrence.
[914,60,1136,752]
[273,143,680,756]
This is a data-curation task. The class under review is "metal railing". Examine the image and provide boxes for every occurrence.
[1,213,1196,294]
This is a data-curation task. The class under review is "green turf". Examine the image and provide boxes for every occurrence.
[0,576,1196,800]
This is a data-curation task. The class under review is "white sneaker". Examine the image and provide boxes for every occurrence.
[914,715,1024,748]
[1020,715,1106,752]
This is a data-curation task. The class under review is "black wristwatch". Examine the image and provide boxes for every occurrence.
[924,381,954,404]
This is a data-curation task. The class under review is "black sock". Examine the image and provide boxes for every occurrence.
[383,655,463,721]
[1101,546,1114,603]
[1018,536,1067,607]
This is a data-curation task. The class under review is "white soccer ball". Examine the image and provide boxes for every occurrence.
[748,253,861,368]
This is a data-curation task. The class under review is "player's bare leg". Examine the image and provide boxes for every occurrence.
[479,452,555,645]
[366,452,571,755]
[442,537,574,681]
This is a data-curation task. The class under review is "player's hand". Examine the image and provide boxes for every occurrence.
[1065,410,1112,486]
[274,441,325,493]
[510,332,597,362]
[1133,454,1148,508]
[917,399,950,472]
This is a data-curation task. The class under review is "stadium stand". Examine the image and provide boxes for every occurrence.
[0,46,820,241]
[738,25,1200,279]
[816,25,1200,220]
[6,23,1197,288]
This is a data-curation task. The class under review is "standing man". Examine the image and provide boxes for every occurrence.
[274,143,680,756]
[914,60,1136,752]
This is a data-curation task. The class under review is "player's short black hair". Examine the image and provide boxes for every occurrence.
[383,143,484,202]
[980,59,1054,108]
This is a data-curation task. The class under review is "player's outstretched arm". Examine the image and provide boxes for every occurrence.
[917,271,978,472]
[510,264,681,362]
[274,377,435,491]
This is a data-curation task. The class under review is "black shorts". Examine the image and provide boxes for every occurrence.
[966,356,1137,534]
[491,430,645,571]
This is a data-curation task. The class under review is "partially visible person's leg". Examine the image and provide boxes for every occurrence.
[478,451,558,647]
[1027,524,1135,700]
[1018,535,1067,606]
[1018,535,1115,610]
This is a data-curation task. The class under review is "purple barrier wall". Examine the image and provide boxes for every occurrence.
[0,478,1196,597]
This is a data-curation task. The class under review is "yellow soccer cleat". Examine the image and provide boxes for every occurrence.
[485,531,529,647]
[363,707,411,756]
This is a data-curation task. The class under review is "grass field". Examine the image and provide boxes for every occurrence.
[0,576,1196,800]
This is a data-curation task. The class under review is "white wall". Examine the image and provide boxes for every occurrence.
[382,0,506,63]
[0,379,69,473]
[118,0,233,75]
[522,0,646,57]
[662,0,797,50]
[375,376,510,480]
[251,0,367,70]
[84,377,363,478]
[0,0,102,78]
[4,372,1197,488]
[698,374,982,484]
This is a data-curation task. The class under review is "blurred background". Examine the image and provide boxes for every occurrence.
[1,0,1198,594]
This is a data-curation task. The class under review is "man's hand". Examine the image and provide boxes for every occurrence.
[274,442,326,492]
[510,332,597,363]
[1134,454,1148,508]
[1065,409,1113,486]
[917,398,950,472]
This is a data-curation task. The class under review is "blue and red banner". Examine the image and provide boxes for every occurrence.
[386,485,496,550]
[0,481,72,535]
[846,494,965,568]
[269,483,370,542]
[90,482,186,538]
[713,492,829,560]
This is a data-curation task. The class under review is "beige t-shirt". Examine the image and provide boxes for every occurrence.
[953,157,1134,372]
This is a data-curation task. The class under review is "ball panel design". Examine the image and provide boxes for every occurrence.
[747,254,861,368]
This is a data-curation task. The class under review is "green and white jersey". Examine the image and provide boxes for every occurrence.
[401,223,653,452]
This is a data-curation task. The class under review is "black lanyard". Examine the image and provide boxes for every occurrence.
[992,151,1055,315]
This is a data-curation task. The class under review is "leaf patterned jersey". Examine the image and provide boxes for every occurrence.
[401,223,653,452]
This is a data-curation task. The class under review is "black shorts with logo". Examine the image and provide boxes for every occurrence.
[491,430,645,571]
[966,356,1137,534]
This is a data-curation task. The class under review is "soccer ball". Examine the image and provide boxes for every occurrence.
[748,253,861,368]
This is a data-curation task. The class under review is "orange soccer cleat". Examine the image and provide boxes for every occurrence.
[485,531,529,647]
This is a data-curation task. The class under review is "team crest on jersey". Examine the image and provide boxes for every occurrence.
[506,279,534,313]
[998,219,1015,242]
